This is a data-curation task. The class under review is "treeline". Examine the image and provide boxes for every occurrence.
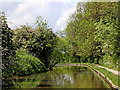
[1,13,71,87]
[65,2,119,66]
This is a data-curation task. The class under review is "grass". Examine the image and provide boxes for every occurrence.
[89,64,120,87]
[98,64,120,71]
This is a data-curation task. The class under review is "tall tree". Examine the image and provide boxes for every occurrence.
[65,2,119,64]
[0,12,16,86]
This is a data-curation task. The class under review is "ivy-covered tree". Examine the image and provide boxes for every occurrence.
[0,12,16,86]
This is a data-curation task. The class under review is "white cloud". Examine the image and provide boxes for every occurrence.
[4,0,91,31]
[56,3,77,31]
[7,0,49,29]
[8,14,34,27]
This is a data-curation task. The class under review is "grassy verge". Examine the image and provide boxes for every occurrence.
[98,63,119,71]
[89,64,120,87]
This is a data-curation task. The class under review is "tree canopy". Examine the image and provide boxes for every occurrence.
[65,2,119,65]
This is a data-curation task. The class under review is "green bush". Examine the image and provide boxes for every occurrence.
[13,49,46,76]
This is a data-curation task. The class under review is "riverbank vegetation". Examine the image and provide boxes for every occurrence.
[90,64,119,87]
[1,2,119,88]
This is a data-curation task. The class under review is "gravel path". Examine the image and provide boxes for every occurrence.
[95,64,120,76]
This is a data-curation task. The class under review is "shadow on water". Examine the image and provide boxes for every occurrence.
[37,84,53,87]
[6,66,110,88]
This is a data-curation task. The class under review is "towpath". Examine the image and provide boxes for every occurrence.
[95,64,120,76]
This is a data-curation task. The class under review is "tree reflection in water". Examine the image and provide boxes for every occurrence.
[8,66,110,88]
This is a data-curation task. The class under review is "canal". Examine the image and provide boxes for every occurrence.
[7,65,110,88]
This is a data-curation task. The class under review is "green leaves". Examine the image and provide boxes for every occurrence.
[35,16,48,28]
[13,16,57,69]
[65,2,119,65]
[65,2,96,57]
[13,49,46,76]
[1,12,16,75]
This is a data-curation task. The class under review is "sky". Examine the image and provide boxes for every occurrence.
[0,0,84,32]
[1,0,117,32]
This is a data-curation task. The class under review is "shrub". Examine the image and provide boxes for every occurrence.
[13,49,46,76]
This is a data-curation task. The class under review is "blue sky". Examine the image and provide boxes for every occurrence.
[0,0,82,32]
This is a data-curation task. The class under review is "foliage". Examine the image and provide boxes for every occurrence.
[48,31,73,69]
[1,12,16,86]
[28,26,57,68]
[65,2,97,60]
[65,2,119,66]
[13,25,33,49]
[13,16,57,69]
[13,49,46,76]
[1,12,16,70]
[93,2,119,66]
[2,15,57,87]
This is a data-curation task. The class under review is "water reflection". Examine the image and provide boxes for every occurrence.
[8,66,110,88]
[55,74,74,86]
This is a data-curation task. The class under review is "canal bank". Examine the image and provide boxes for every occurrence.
[57,63,120,90]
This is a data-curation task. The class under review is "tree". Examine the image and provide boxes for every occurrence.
[13,25,34,50]
[65,2,97,63]
[13,16,57,69]
[0,12,16,86]
[65,2,119,65]
[93,2,119,65]
[29,27,57,68]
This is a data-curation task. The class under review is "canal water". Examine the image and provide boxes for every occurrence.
[9,66,110,88]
